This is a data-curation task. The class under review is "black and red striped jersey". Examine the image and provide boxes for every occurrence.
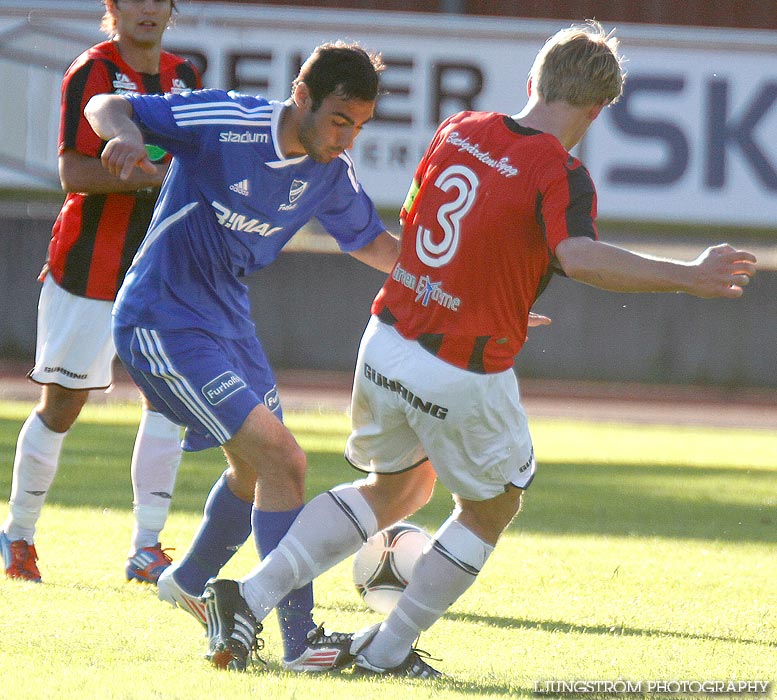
[373,110,599,373]
[45,40,201,300]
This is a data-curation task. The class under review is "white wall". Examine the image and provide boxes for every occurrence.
[2,1,777,228]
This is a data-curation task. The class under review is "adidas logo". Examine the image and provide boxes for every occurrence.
[229,179,250,197]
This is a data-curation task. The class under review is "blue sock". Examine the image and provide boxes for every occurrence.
[175,472,252,595]
[252,506,315,662]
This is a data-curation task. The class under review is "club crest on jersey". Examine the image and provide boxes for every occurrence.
[212,200,283,237]
[278,179,308,211]
[112,72,137,94]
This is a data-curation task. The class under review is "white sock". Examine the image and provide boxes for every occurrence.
[129,410,182,553]
[362,517,494,669]
[241,484,378,621]
[3,412,67,543]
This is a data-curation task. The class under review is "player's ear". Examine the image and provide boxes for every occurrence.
[293,81,312,110]
[526,77,533,97]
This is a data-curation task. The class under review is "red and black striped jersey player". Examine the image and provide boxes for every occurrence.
[208,20,757,678]
[1,0,199,585]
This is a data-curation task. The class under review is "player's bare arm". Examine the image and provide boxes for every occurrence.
[555,236,756,299]
[59,149,167,194]
[84,94,156,180]
[348,230,401,273]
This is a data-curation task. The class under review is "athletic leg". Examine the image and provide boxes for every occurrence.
[222,404,313,659]
[239,464,437,621]
[129,400,183,551]
[1,384,88,581]
[167,470,253,596]
[356,486,523,671]
[125,394,184,583]
[251,506,315,662]
[160,402,308,634]
[3,385,87,538]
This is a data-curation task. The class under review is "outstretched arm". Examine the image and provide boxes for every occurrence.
[555,236,756,299]
[349,231,401,273]
[84,94,157,181]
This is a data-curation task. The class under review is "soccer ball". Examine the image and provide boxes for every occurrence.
[352,521,431,614]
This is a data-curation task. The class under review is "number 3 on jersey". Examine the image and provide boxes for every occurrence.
[416,165,479,268]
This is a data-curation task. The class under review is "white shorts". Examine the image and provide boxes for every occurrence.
[29,275,116,390]
[345,316,536,501]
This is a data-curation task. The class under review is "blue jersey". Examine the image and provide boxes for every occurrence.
[114,89,385,338]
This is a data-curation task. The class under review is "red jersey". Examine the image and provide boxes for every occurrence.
[46,40,201,300]
[373,111,599,373]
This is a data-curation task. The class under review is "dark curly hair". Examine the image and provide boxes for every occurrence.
[292,41,384,111]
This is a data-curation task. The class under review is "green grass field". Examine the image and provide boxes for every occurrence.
[0,399,774,700]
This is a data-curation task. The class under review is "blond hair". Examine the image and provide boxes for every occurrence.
[530,20,625,106]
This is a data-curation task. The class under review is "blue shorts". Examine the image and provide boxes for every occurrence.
[113,322,281,451]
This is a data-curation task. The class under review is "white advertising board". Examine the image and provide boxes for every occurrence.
[1,1,776,228]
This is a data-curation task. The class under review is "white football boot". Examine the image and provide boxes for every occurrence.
[157,565,208,627]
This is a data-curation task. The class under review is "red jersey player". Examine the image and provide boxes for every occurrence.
[1,0,200,584]
[373,109,591,373]
[165,21,756,678]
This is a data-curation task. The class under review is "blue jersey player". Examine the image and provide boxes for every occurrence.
[85,42,405,672]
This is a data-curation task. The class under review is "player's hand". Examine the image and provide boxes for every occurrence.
[525,311,551,341]
[528,312,551,328]
[101,135,157,181]
[690,244,757,298]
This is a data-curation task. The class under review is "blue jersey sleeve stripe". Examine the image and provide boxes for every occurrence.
[173,109,273,120]
[171,102,273,115]
[174,108,270,117]
[175,117,272,127]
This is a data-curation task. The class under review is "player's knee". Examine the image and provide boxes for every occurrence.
[37,392,88,432]
[366,462,436,523]
[284,441,307,480]
[414,462,437,507]
[454,487,523,544]
[400,475,435,515]
[268,441,307,502]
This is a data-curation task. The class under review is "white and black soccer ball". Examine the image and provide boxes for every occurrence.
[353,521,431,615]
